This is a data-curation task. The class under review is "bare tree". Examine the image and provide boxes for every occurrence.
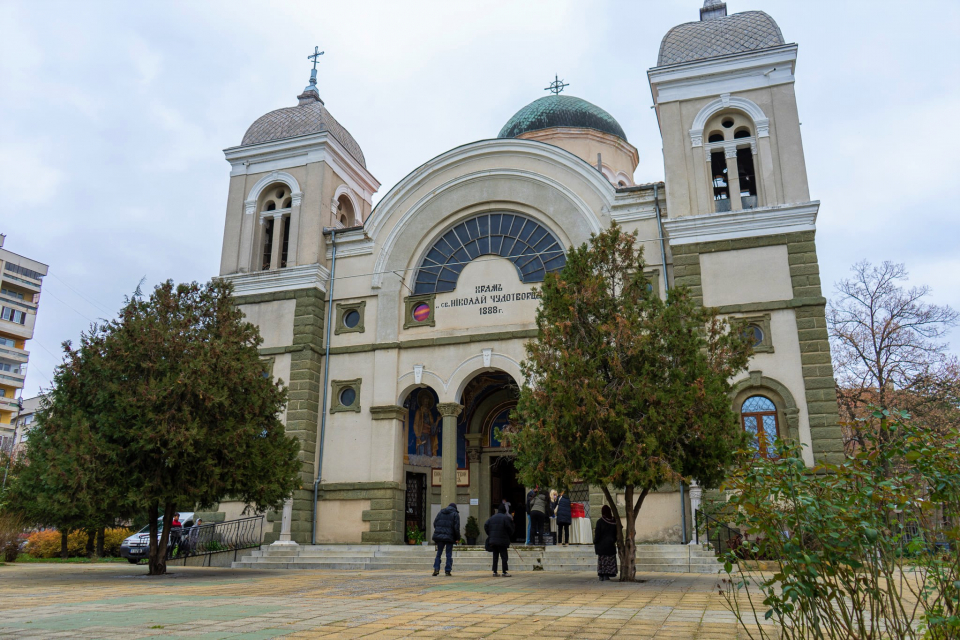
[827,261,959,449]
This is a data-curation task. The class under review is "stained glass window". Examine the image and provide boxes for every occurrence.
[413,213,566,294]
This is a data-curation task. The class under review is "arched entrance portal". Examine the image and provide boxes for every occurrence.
[400,370,524,543]
[460,371,526,543]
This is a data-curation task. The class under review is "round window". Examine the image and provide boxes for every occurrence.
[343,309,360,328]
[412,302,431,323]
[744,324,764,347]
[276,189,285,198]
[722,118,734,129]
[339,387,357,407]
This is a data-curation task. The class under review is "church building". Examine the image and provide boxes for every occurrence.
[217,1,844,545]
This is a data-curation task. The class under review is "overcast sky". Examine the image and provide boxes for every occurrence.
[2,0,958,398]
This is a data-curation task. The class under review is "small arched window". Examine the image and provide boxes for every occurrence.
[708,132,724,143]
[741,395,779,458]
[734,128,751,139]
[282,197,292,208]
[336,194,356,227]
[265,202,276,211]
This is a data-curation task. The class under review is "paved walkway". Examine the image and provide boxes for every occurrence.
[0,563,768,639]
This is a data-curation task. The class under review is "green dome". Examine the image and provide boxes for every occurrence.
[498,95,627,142]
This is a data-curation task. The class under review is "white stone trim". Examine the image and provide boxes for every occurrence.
[218,263,331,296]
[663,201,819,246]
[243,172,302,216]
[370,163,605,289]
[648,45,798,105]
[332,184,363,225]
[324,227,374,260]
[689,95,769,147]
[366,138,613,244]
[225,132,380,206]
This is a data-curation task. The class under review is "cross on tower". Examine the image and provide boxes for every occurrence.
[308,46,325,70]
[545,74,569,95]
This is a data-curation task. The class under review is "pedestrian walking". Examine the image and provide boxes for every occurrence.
[431,503,460,576]
[524,488,535,545]
[555,490,572,546]
[594,505,619,581]
[484,504,515,577]
[530,487,550,545]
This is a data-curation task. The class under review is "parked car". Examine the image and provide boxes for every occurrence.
[120,512,195,564]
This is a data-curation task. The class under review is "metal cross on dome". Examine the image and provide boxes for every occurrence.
[545,74,569,95]
[308,46,324,69]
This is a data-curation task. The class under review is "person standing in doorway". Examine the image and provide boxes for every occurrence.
[432,503,460,576]
[524,488,536,545]
[555,490,572,546]
[594,505,619,581]
[530,487,549,545]
[484,504,515,577]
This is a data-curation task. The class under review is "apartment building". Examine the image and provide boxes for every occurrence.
[0,234,47,449]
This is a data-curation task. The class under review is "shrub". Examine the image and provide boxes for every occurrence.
[25,528,133,559]
[719,410,960,640]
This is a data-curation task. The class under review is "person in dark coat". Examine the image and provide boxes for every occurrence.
[432,503,461,576]
[484,504,515,576]
[530,487,550,545]
[554,491,572,546]
[594,505,619,581]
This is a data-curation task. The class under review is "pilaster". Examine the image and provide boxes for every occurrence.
[437,403,463,508]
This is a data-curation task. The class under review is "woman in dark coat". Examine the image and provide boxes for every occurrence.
[594,505,619,581]
[484,504,515,576]
[554,491,572,546]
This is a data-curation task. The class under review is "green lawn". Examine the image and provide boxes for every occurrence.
[13,554,129,564]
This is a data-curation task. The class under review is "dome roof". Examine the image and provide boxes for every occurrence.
[498,95,628,142]
[241,93,366,167]
[657,11,784,66]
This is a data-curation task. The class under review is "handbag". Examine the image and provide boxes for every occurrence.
[484,538,492,552]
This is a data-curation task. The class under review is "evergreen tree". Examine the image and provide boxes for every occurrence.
[11,280,301,574]
[505,225,751,581]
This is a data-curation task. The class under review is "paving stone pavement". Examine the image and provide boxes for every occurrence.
[0,563,773,639]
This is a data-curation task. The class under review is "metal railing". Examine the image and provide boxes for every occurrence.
[695,508,743,555]
[138,515,264,560]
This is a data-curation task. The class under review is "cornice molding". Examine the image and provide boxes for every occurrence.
[218,263,331,296]
[663,201,819,246]
[224,132,380,204]
[648,44,798,105]
[325,228,374,260]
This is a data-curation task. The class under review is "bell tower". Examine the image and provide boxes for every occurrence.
[649,2,844,465]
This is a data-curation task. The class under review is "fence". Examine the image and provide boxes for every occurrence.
[138,515,264,561]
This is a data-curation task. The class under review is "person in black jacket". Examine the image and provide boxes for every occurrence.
[594,505,619,581]
[484,504,515,577]
[530,487,550,545]
[554,490,572,546]
[432,503,461,576]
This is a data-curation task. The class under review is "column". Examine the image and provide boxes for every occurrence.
[465,434,482,527]
[757,137,779,206]
[724,146,742,211]
[272,497,298,546]
[238,201,257,273]
[437,403,463,509]
[287,194,302,267]
[688,482,703,546]
[269,214,285,270]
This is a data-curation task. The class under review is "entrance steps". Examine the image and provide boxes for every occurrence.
[232,543,725,574]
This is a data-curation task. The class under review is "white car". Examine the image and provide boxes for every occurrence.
[120,512,195,564]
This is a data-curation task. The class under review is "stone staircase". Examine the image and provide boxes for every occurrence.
[232,543,726,574]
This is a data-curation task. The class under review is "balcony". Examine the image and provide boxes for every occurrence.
[0,396,18,413]
[0,370,25,388]
[0,344,28,363]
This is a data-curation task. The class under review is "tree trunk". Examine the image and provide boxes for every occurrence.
[60,530,69,560]
[96,527,105,558]
[85,529,95,559]
[148,502,176,575]
[622,486,637,582]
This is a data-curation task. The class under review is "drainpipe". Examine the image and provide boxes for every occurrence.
[312,228,338,545]
[653,183,686,544]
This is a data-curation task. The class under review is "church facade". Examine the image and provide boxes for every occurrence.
[217,1,844,545]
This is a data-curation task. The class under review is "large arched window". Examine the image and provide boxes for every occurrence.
[741,395,779,458]
[413,213,566,294]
